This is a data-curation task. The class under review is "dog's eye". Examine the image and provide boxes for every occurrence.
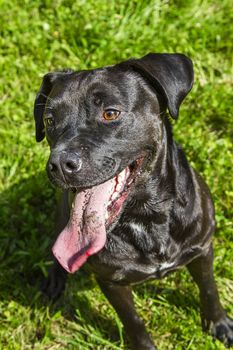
[103,109,121,121]
[44,116,54,127]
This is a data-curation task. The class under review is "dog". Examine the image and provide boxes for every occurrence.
[34,53,233,349]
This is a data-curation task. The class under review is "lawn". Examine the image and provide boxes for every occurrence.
[0,0,232,349]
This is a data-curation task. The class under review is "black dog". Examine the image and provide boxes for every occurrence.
[34,53,233,349]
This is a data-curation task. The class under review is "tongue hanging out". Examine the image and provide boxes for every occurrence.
[52,168,130,273]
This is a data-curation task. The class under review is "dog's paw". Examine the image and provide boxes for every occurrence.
[41,263,67,301]
[131,337,157,350]
[212,316,233,348]
[132,343,156,350]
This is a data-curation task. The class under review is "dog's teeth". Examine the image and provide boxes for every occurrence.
[117,171,126,190]
[72,201,74,209]
[117,174,123,183]
[126,167,131,178]
[111,192,118,201]
[116,183,122,192]
[118,169,126,182]
[127,178,133,186]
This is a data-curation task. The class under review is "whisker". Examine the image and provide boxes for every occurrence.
[38,92,53,101]
[35,103,53,111]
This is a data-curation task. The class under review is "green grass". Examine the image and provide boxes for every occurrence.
[0,0,232,349]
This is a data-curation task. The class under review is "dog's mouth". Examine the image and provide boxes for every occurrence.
[52,156,146,273]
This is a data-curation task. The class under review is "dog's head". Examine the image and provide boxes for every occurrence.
[34,53,193,273]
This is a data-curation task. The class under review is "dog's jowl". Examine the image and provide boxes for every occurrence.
[34,53,233,349]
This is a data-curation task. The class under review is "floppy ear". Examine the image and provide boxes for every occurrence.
[34,70,73,142]
[123,53,194,119]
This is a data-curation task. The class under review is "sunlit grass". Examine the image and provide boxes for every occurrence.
[0,0,232,349]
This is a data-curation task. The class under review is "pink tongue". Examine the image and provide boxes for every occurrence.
[52,178,115,273]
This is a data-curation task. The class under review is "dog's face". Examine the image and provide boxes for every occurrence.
[41,68,160,189]
[35,54,193,190]
[34,53,194,273]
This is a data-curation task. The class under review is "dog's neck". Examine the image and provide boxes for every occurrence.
[114,119,196,258]
[128,117,195,218]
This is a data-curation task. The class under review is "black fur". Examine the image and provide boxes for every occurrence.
[35,53,233,349]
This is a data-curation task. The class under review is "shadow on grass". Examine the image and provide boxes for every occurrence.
[0,172,120,340]
[0,172,200,346]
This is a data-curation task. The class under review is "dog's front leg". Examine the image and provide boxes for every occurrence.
[97,280,156,350]
[41,259,67,300]
[42,190,69,300]
[187,244,233,347]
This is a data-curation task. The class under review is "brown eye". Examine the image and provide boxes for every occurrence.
[103,110,121,121]
[44,117,54,127]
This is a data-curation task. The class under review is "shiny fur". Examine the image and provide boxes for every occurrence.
[35,53,233,349]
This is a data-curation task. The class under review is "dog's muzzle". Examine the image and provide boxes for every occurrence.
[48,151,82,180]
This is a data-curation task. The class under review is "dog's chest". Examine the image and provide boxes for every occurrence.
[91,220,182,284]
[116,221,179,282]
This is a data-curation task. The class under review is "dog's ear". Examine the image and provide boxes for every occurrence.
[124,53,194,119]
[34,70,73,142]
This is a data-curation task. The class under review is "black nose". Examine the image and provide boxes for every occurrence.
[48,152,82,176]
[60,152,82,174]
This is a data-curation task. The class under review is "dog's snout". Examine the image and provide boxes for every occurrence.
[61,153,82,174]
[48,152,82,178]
[48,153,60,173]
